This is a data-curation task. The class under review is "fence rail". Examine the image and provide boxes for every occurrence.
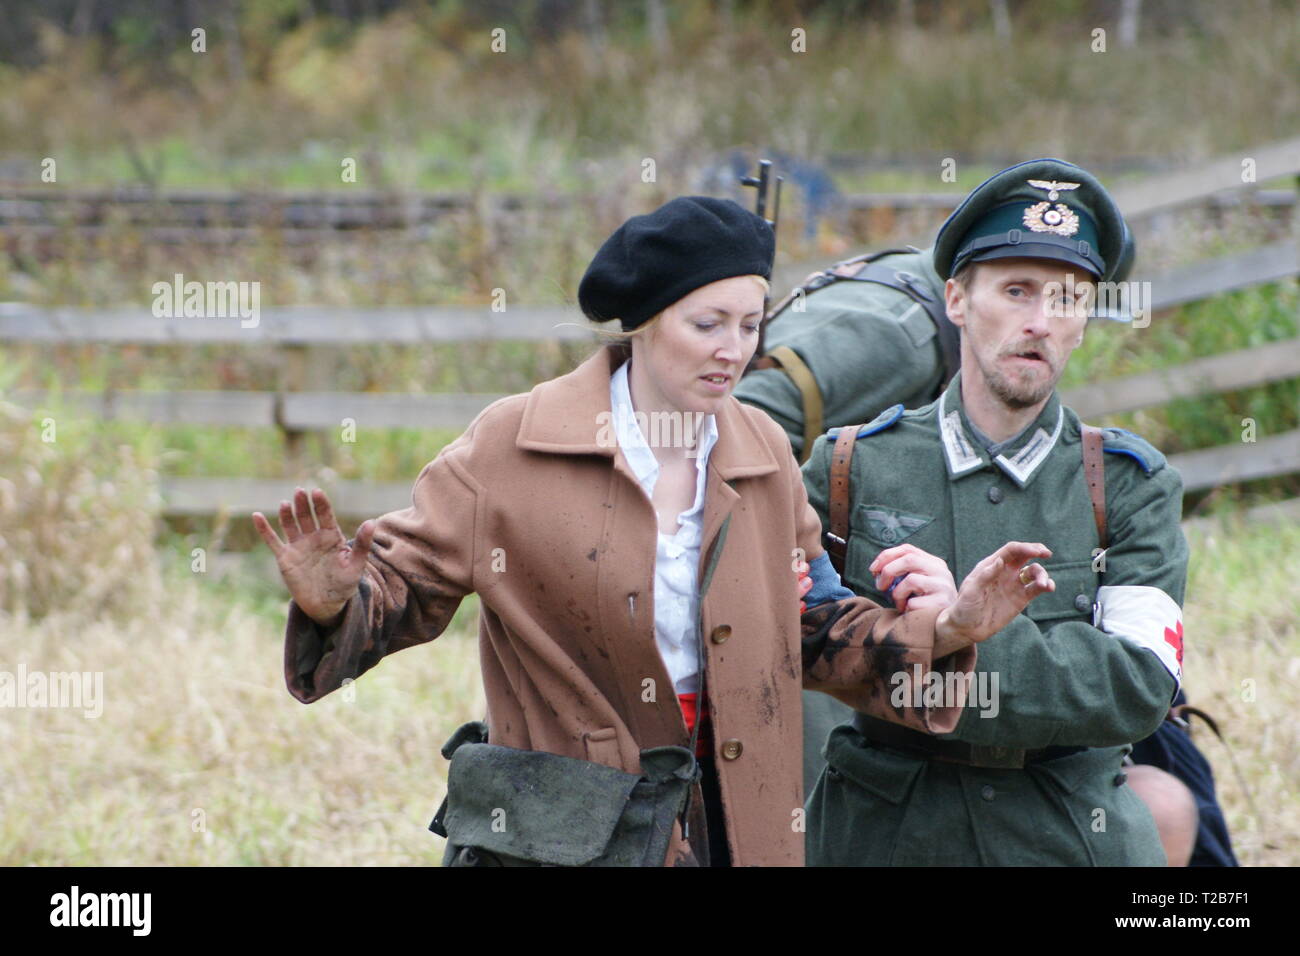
[3,136,1297,235]
[3,137,1298,519]
[2,242,1292,348]
[148,424,1300,519]
[1061,336,1300,419]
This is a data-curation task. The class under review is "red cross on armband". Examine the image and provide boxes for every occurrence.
[1163,620,1184,667]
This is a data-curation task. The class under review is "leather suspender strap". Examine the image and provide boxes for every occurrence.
[762,246,919,325]
[825,424,863,576]
[1081,425,1108,550]
[765,345,824,464]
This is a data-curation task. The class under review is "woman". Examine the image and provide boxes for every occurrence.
[253,196,1053,866]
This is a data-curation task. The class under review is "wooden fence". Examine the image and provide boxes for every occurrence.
[2,249,1296,517]
[2,137,1298,519]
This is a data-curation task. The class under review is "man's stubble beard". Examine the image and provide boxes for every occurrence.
[969,322,1064,411]
[981,355,1058,409]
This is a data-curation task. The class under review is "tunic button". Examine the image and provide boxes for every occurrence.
[710,624,732,644]
[1074,594,1092,613]
[880,527,898,543]
[721,739,743,760]
[1114,772,1128,786]
[981,785,996,802]
[987,486,1003,504]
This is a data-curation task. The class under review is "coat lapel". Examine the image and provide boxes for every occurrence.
[515,348,621,456]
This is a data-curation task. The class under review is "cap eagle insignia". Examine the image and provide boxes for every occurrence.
[1027,179,1081,201]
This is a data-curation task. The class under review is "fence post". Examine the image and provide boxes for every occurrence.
[277,344,336,481]
[277,345,307,480]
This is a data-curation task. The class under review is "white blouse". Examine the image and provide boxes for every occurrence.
[609,360,719,696]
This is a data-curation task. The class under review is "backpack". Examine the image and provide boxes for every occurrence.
[748,246,961,463]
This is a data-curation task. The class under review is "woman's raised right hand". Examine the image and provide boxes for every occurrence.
[252,487,376,627]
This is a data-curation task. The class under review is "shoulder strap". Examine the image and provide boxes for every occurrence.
[681,513,731,846]
[764,346,824,464]
[824,425,863,576]
[1081,425,1108,550]
[762,246,920,323]
[691,512,731,760]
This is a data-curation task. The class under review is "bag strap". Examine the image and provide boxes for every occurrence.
[681,513,732,846]
[1080,425,1108,550]
[690,513,730,758]
[762,246,920,322]
[764,346,824,464]
[747,249,958,458]
[824,424,863,577]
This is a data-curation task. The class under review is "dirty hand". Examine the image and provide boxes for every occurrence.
[935,542,1055,646]
[252,487,375,627]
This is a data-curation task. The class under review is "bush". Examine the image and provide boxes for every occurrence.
[0,392,163,623]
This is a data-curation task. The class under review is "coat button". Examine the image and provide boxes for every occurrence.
[981,785,995,802]
[879,527,898,543]
[1114,772,1128,786]
[710,624,732,644]
[1074,594,1092,613]
[987,486,1003,504]
[721,739,743,760]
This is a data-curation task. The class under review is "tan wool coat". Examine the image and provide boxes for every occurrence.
[283,346,974,866]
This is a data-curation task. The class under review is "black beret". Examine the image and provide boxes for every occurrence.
[578,196,775,331]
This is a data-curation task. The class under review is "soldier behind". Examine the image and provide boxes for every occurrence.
[796,159,1194,865]
[737,244,952,464]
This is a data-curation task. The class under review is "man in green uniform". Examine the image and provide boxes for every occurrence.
[733,184,1138,811]
[798,159,1187,865]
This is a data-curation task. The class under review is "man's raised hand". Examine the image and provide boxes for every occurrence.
[252,487,375,627]
[935,542,1056,647]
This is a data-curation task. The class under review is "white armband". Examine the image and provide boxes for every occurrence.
[1094,585,1183,688]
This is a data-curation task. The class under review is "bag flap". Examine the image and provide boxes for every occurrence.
[636,745,698,786]
[442,743,641,866]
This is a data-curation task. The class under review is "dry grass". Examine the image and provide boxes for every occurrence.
[0,393,486,865]
[0,398,161,620]
[0,563,486,866]
[1178,518,1300,866]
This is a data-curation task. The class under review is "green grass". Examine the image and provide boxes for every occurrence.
[1063,282,1299,467]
